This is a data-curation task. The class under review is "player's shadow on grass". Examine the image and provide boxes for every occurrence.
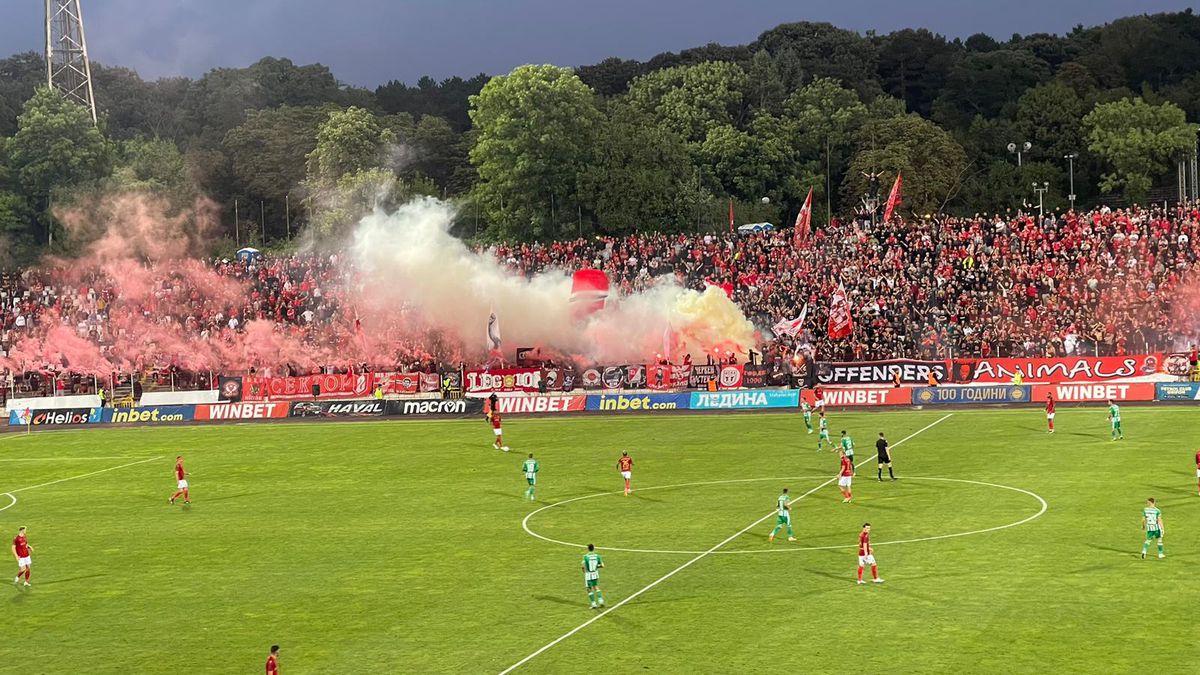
[35,573,105,586]
[629,492,665,503]
[482,489,527,501]
[532,594,578,607]
[201,492,255,503]
[1085,543,1134,556]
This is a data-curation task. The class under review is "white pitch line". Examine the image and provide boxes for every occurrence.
[4,456,163,494]
[0,493,15,513]
[0,456,153,462]
[499,413,954,674]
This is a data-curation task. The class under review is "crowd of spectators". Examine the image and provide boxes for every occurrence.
[1,203,1198,397]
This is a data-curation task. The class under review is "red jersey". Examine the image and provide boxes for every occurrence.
[617,456,633,472]
[490,411,502,429]
[814,388,824,402]
[175,463,185,480]
[858,531,870,555]
[13,535,29,558]
[840,456,853,477]
[266,654,278,674]
[1195,450,1200,468]
[1045,399,1055,414]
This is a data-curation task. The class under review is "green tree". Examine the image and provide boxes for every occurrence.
[932,50,1051,130]
[842,114,968,216]
[1083,97,1198,201]
[875,28,961,117]
[468,65,602,239]
[308,167,437,236]
[753,22,880,96]
[1016,82,1085,161]
[8,87,114,201]
[224,105,332,200]
[625,61,748,144]
[783,77,868,210]
[305,106,395,185]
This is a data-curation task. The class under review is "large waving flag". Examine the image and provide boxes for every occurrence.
[827,285,854,339]
[728,198,735,232]
[794,188,813,245]
[486,311,502,353]
[883,172,902,223]
[772,303,808,338]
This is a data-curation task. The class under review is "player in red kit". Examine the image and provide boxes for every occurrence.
[1194,448,1200,496]
[170,456,190,505]
[486,394,509,452]
[813,386,826,412]
[837,450,854,503]
[266,645,280,674]
[12,526,31,587]
[617,451,634,495]
[1045,394,1056,433]
[856,523,883,584]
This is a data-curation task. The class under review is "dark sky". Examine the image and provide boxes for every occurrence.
[8,0,1197,87]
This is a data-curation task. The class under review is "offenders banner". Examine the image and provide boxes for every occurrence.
[385,398,485,417]
[690,390,799,410]
[586,393,691,412]
[1155,382,1200,401]
[495,395,587,414]
[290,400,386,418]
[1031,383,1155,402]
[956,354,1162,384]
[913,385,1031,405]
[818,359,947,385]
[800,387,911,407]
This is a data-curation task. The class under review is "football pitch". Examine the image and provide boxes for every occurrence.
[2,407,1198,673]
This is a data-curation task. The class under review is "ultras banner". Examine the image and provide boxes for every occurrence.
[952,354,1162,384]
[817,359,948,385]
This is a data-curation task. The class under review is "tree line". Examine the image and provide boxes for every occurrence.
[2,11,1200,258]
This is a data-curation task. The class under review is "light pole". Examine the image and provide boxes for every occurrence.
[1063,153,1077,211]
[1008,141,1032,167]
[1032,182,1049,219]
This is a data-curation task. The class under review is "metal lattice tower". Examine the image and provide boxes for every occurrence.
[45,0,97,124]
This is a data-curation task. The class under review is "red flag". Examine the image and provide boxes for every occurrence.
[728,198,735,232]
[827,284,854,339]
[794,188,813,245]
[883,172,902,223]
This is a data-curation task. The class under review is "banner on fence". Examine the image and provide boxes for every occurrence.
[195,402,290,420]
[290,400,386,418]
[741,365,770,388]
[7,407,101,426]
[1031,383,1155,402]
[495,395,587,414]
[717,364,744,389]
[913,385,1031,405]
[688,364,718,388]
[218,376,243,402]
[105,405,196,424]
[1163,353,1194,377]
[385,398,485,417]
[464,368,542,394]
[586,393,691,412]
[1155,382,1200,401]
[955,355,1161,384]
[245,373,377,401]
[801,387,912,407]
[690,390,798,410]
[382,372,422,395]
[818,359,947,385]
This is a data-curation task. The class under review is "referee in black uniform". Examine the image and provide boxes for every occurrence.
[876,432,896,481]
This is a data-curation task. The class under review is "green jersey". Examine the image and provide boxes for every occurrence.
[1109,404,1120,422]
[1143,506,1162,532]
[522,458,539,478]
[777,493,790,516]
[582,552,603,580]
[819,418,828,432]
[841,436,854,455]
[801,402,812,419]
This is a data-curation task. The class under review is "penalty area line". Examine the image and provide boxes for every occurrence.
[499,413,953,674]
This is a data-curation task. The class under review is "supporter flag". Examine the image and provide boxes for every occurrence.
[486,311,502,353]
[883,172,902,223]
[663,323,673,362]
[794,188,813,245]
[729,198,736,232]
[772,303,808,338]
[827,284,854,339]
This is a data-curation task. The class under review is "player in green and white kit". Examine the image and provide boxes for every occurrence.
[1141,497,1164,559]
[840,431,856,475]
[522,453,539,501]
[817,412,831,451]
[768,488,796,542]
[801,401,813,434]
[1107,399,1124,440]
[582,543,605,608]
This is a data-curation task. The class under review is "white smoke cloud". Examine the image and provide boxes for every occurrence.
[350,197,757,363]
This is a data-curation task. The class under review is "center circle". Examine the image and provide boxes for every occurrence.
[522,476,1048,555]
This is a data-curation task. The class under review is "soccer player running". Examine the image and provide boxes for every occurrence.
[617,451,634,495]
[487,394,509,451]
[1107,399,1124,440]
[1045,393,1055,433]
[582,543,605,609]
[266,645,280,674]
[801,400,814,434]
[856,523,884,584]
[837,450,854,503]
[839,430,856,474]
[12,526,31,587]
[768,488,796,542]
[1194,448,1200,496]
[876,432,896,481]
[817,412,831,451]
[1141,498,1164,559]
[170,456,190,505]
[522,453,539,501]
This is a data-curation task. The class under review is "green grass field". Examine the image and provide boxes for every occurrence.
[2,407,1198,673]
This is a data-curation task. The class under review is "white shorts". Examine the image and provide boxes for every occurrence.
[17,556,30,568]
[493,428,502,436]
[177,479,188,490]
[1195,468,1200,478]
[1046,413,1055,420]
[621,471,632,480]
[838,476,852,488]
[858,554,875,566]
[814,399,825,409]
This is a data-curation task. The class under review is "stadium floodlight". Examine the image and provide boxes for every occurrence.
[1008,141,1032,167]
[45,0,97,124]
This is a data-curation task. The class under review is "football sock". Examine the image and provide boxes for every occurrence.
[24,569,29,581]
[888,467,895,479]
[857,567,863,581]
[596,591,604,604]
[770,525,780,537]
[1158,542,1164,554]
[1142,542,1149,555]
[877,468,883,480]
[871,565,878,579]
[787,524,794,537]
